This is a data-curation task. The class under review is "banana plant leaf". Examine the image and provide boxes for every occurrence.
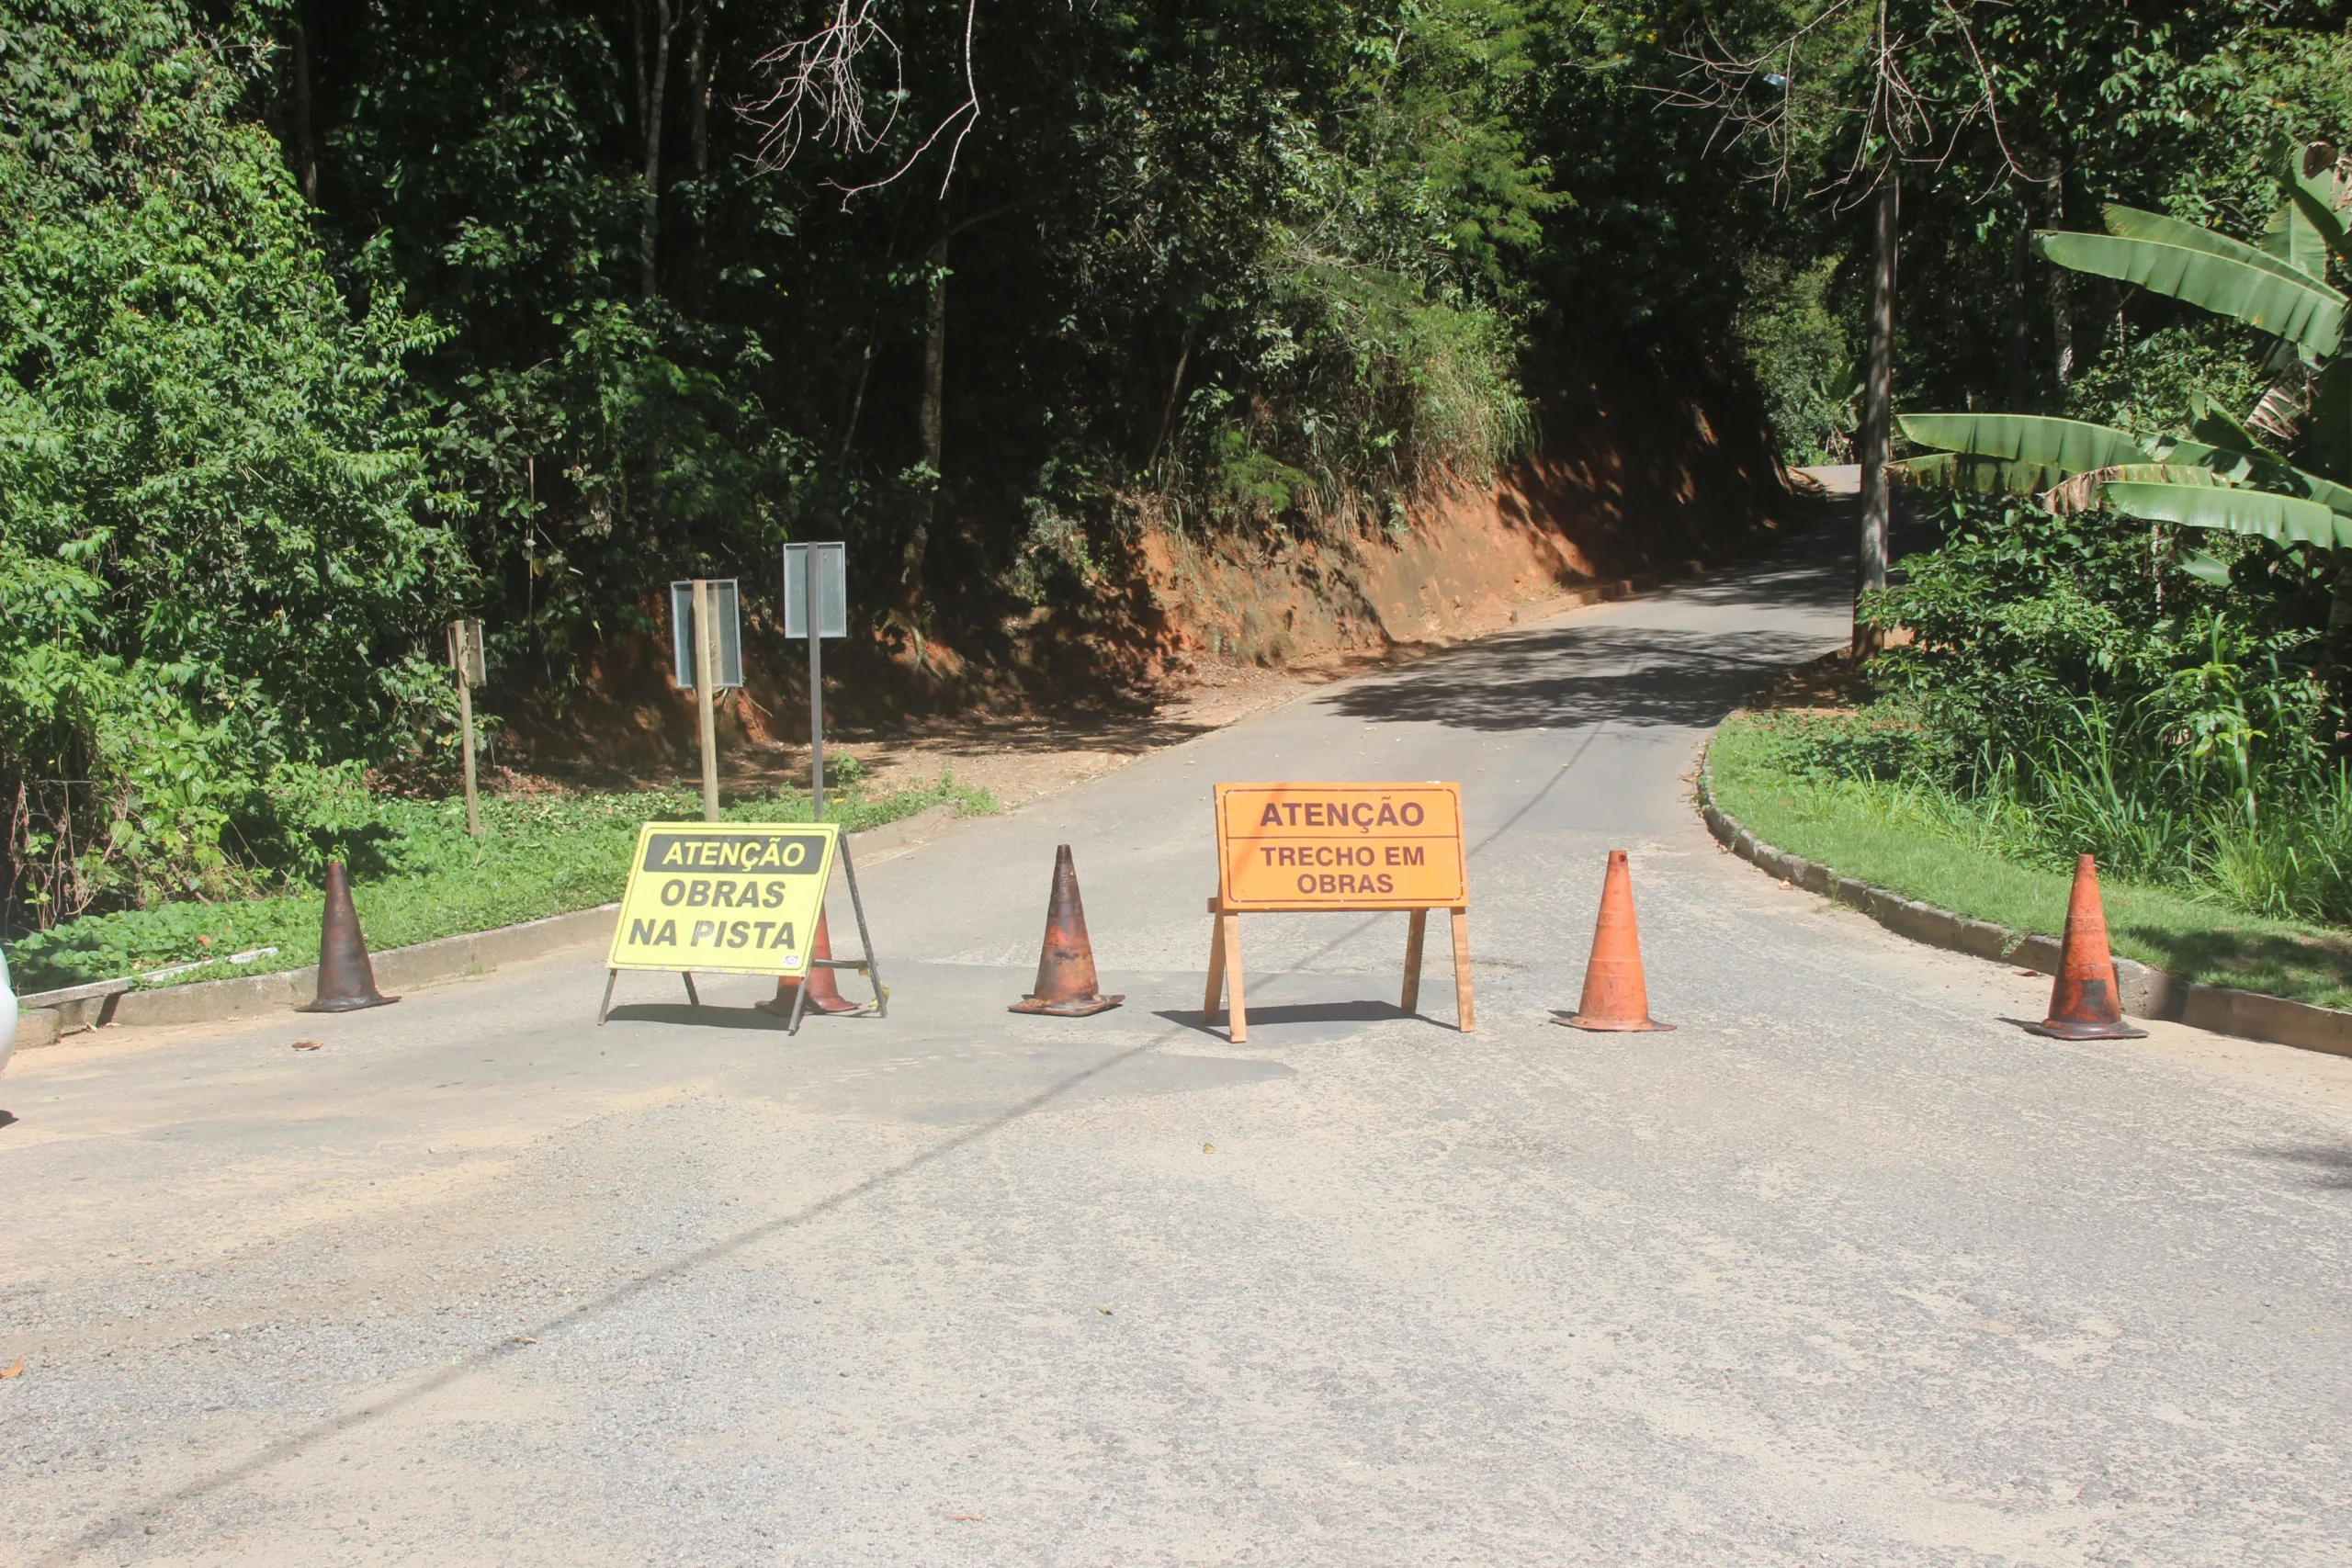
[2034,231,2346,355]
[2043,464,2232,515]
[2145,436,2265,481]
[1894,453,2064,494]
[1895,412,2150,471]
[2304,357,2352,483]
[2290,144,2350,260]
[2101,480,2348,546]
[2261,200,2330,281]
[2177,550,2235,587]
[2144,433,2352,515]
[2188,400,2279,461]
[2099,203,2319,288]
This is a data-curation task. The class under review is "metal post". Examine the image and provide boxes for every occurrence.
[807,558,825,820]
[456,662,482,839]
[694,578,720,822]
[838,837,886,1018]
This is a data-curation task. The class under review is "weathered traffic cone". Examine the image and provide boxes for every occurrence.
[1558,850,1672,1032]
[758,910,862,1016]
[1009,845,1123,1016]
[2022,855,2148,1040]
[296,862,398,1012]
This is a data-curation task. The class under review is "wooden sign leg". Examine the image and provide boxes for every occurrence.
[1401,908,1428,1014]
[1203,912,1228,1024]
[1222,914,1249,1043]
[1449,906,1475,1033]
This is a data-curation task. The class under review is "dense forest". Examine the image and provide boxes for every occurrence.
[6,0,2352,932]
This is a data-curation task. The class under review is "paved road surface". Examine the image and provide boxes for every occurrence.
[6,527,2351,1566]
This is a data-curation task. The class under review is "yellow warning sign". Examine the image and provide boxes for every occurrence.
[1214,782,1465,910]
[606,822,839,977]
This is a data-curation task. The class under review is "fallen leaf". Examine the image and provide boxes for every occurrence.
[1202,1142,1215,1154]
[292,1041,322,1051]
[1,1359,21,1379]
[2013,969,2040,978]
[505,1336,538,1346]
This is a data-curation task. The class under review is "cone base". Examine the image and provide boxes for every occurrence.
[1010,994,1124,1017]
[1555,1011,1673,1032]
[754,991,864,1018]
[2021,1017,2147,1041]
[297,993,398,1013]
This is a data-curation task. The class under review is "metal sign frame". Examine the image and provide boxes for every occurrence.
[447,619,487,687]
[669,579,744,690]
[595,819,888,1033]
[782,543,848,639]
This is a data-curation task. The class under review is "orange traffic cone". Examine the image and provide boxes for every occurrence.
[1010,845,1123,1016]
[758,910,862,1017]
[2022,855,2147,1040]
[297,862,398,1012]
[1557,850,1672,1032]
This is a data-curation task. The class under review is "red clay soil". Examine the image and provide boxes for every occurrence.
[493,352,1806,786]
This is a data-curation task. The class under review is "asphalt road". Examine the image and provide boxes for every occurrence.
[6,525,2351,1567]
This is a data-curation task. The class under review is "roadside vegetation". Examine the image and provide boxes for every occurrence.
[1710,712,2352,1009]
[5,763,992,994]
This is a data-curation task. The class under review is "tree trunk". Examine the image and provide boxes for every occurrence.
[919,234,948,476]
[290,5,318,203]
[684,1,711,301]
[2047,163,2074,391]
[1148,320,1198,471]
[639,0,674,300]
[905,233,949,599]
[1855,168,1897,658]
[2007,213,2031,410]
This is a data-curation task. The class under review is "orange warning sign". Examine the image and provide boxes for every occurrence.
[1215,782,1466,910]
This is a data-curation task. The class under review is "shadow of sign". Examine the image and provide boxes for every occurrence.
[600,1003,797,1032]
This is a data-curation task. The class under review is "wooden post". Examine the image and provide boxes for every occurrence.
[694,578,720,822]
[1450,906,1475,1033]
[1203,908,1228,1021]
[1401,908,1428,1013]
[1221,911,1248,1043]
[456,668,482,839]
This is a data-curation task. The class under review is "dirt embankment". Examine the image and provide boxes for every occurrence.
[492,351,1801,795]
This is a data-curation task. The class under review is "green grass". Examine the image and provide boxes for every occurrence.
[1708,711,2352,1010]
[3,772,995,995]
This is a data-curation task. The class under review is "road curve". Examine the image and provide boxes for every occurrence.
[6,525,2350,1566]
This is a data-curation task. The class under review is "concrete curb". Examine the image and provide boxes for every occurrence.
[1696,752,2352,1061]
[13,803,973,1048]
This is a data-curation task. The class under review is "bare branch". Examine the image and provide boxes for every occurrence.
[740,0,986,202]
[741,0,907,171]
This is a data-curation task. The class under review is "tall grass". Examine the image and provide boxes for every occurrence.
[1739,706,2352,927]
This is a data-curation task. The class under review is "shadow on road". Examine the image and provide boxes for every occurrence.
[1319,531,1852,735]
[1153,999,1418,1039]
[2251,1142,2352,1190]
[603,1002,797,1032]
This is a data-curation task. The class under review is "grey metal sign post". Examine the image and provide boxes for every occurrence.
[447,618,487,838]
[670,579,742,823]
[779,541,882,1029]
